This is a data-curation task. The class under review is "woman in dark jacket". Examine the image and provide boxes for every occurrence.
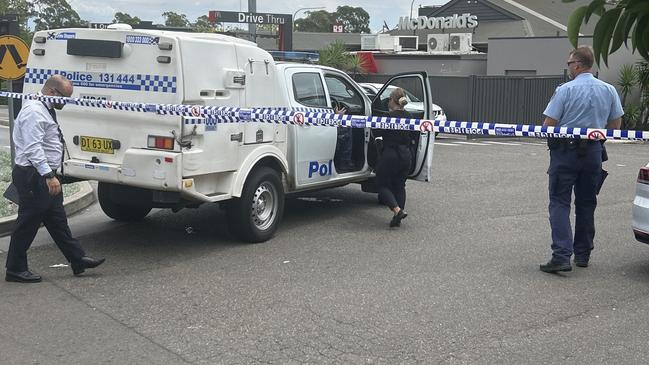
[374,87,413,227]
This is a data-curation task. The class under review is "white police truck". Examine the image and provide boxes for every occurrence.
[24,25,435,242]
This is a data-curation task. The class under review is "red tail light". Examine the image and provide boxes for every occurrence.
[638,167,649,185]
[147,135,174,150]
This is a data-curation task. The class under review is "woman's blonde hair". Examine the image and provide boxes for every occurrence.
[390,87,408,107]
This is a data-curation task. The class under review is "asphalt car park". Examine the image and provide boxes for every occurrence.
[2,140,649,364]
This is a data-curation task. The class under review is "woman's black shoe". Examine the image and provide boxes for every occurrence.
[390,210,408,227]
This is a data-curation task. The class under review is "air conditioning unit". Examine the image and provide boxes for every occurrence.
[449,33,472,52]
[361,34,397,51]
[427,34,449,52]
[361,35,378,50]
[396,36,418,51]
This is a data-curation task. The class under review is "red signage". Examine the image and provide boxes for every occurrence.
[208,11,218,23]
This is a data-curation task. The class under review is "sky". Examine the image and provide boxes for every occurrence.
[67,0,447,33]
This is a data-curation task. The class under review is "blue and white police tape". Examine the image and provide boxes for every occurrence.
[1,91,646,141]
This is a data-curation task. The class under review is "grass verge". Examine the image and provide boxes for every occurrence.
[0,151,81,218]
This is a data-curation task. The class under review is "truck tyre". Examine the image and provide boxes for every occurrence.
[98,182,152,221]
[228,166,284,243]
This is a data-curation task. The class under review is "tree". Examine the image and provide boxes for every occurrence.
[565,0,649,65]
[113,11,141,26]
[162,11,190,28]
[0,0,35,42]
[193,15,216,33]
[294,10,333,32]
[32,0,86,30]
[333,6,370,33]
[319,40,367,75]
[294,7,371,33]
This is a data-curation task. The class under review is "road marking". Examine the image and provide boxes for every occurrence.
[454,141,487,146]
[436,140,548,147]
[434,142,462,146]
[516,141,546,146]
[483,141,522,146]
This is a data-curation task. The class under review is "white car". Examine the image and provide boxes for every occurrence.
[632,165,649,243]
[359,82,447,121]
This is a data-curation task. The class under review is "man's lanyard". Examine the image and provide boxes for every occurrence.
[40,101,65,176]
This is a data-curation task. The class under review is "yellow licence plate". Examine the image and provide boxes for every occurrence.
[80,136,114,154]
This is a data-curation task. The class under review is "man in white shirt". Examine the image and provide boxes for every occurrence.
[5,75,105,283]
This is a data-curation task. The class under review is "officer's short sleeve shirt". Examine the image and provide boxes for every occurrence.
[543,73,624,129]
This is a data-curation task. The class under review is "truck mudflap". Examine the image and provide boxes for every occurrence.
[63,149,183,191]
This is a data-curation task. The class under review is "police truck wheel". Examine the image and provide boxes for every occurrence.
[98,182,152,222]
[228,167,284,243]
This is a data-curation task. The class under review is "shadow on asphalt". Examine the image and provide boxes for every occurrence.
[68,186,381,270]
[620,257,649,284]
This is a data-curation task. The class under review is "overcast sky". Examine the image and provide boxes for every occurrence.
[67,0,447,32]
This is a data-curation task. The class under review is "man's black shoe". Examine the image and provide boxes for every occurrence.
[390,210,408,227]
[575,260,589,268]
[539,260,572,273]
[6,270,42,283]
[71,257,105,276]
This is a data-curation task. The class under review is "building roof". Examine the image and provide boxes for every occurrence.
[254,0,600,52]
[487,0,596,36]
[396,0,597,46]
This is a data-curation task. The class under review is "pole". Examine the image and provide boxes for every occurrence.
[410,0,417,36]
[7,80,15,167]
[248,0,256,43]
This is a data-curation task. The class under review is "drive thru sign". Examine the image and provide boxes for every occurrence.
[0,35,28,80]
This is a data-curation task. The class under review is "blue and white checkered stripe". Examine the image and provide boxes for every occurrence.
[252,108,291,123]
[293,106,333,113]
[3,90,649,140]
[433,120,649,140]
[67,97,152,112]
[137,75,176,93]
[24,68,55,84]
[24,68,177,94]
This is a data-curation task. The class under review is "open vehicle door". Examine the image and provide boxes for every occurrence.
[370,72,435,182]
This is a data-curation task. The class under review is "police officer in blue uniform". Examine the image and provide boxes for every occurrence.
[540,46,623,273]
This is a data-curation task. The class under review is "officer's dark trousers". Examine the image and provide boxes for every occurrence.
[5,166,85,272]
[376,145,412,210]
[548,143,602,264]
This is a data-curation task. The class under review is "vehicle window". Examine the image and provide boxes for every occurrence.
[324,75,364,114]
[292,72,327,108]
[373,76,426,118]
[361,86,377,98]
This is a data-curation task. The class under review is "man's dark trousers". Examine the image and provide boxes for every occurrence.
[548,142,602,264]
[5,166,85,272]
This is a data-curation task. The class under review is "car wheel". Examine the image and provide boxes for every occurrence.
[98,182,152,221]
[228,167,284,243]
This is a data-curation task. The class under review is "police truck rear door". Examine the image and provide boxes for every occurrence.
[24,28,183,177]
